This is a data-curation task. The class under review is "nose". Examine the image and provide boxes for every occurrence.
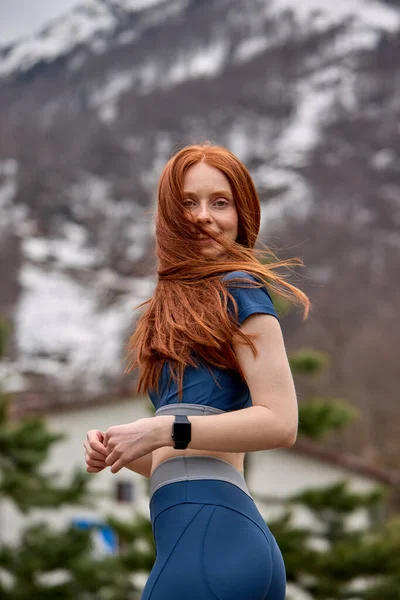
[194,202,213,224]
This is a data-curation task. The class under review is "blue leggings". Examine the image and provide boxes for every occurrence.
[141,478,286,599]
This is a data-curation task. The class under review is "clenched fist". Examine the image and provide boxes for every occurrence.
[84,429,108,473]
[103,416,174,474]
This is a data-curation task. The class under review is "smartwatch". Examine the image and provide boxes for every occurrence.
[172,415,191,450]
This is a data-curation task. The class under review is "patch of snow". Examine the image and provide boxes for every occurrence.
[255,166,314,233]
[113,0,168,11]
[117,30,138,45]
[90,38,108,55]
[186,41,227,78]
[275,72,337,167]
[353,208,376,226]
[125,222,150,262]
[332,26,380,54]
[68,174,113,219]
[138,61,159,94]
[90,70,136,123]
[224,117,276,166]
[63,222,87,246]
[0,0,190,79]
[270,0,400,34]
[139,0,190,29]
[166,41,227,87]
[21,222,102,269]
[235,36,269,63]
[97,105,115,123]
[371,149,396,170]
[0,159,18,178]
[67,173,151,264]
[38,99,64,131]
[0,2,116,77]
[21,236,101,269]
[0,363,29,393]
[0,159,23,234]
[68,52,87,72]
[305,265,334,284]
[95,270,153,295]
[21,239,48,263]
[0,159,18,207]
[226,122,253,164]
[15,264,153,392]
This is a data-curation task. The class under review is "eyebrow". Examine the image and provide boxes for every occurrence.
[183,190,233,198]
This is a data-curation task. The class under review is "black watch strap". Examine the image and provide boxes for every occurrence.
[172,415,191,450]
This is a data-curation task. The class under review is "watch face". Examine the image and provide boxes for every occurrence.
[173,422,191,442]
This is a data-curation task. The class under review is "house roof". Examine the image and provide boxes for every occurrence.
[294,439,400,486]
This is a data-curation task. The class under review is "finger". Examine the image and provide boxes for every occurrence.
[88,438,107,456]
[105,451,117,467]
[86,434,107,456]
[84,442,107,462]
[106,450,136,474]
[110,459,125,474]
[90,450,107,462]
[86,429,105,443]
[86,455,107,468]
[85,446,106,464]
[88,429,105,442]
[86,465,105,473]
[105,448,127,469]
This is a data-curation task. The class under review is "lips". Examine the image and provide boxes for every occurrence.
[196,231,221,240]
[196,236,216,246]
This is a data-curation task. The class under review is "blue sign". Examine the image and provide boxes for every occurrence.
[73,518,118,556]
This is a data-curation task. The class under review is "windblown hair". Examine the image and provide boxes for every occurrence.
[125,143,310,398]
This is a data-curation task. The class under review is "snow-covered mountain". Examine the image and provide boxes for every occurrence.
[0,0,399,468]
[0,0,175,78]
[1,0,398,80]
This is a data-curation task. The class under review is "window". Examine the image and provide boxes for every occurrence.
[116,480,135,503]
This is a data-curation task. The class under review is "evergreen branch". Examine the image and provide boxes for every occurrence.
[298,398,358,439]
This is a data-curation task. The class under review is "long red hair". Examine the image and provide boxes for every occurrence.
[125,143,310,397]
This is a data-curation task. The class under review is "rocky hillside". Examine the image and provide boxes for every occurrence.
[0,0,399,470]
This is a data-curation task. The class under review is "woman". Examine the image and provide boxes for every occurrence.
[84,143,310,599]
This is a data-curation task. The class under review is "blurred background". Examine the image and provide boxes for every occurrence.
[0,1,400,598]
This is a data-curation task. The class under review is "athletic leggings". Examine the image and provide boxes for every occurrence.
[141,456,286,600]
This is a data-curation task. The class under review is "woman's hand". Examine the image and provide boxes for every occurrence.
[84,430,108,473]
[104,416,174,474]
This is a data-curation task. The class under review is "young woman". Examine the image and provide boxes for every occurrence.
[84,143,310,599]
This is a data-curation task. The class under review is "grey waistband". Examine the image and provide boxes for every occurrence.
[149,456,253,500]
[154,403,225,417]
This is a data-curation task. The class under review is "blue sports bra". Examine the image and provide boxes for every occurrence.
[148,271,279,416]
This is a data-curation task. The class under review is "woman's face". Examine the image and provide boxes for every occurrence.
[182,162,239,258]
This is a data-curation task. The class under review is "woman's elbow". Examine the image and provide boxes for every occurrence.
[280,421,298,448]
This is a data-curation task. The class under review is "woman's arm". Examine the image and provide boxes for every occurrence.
[174,313,298,452]
[104,314,298,472]
[124,452,152,478]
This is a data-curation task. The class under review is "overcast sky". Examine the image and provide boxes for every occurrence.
[0,0,82,45]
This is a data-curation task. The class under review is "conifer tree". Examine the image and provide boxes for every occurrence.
[0,318,144,599]
[265,338,400,599]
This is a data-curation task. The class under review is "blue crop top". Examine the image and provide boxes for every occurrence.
[148,271,279,416]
